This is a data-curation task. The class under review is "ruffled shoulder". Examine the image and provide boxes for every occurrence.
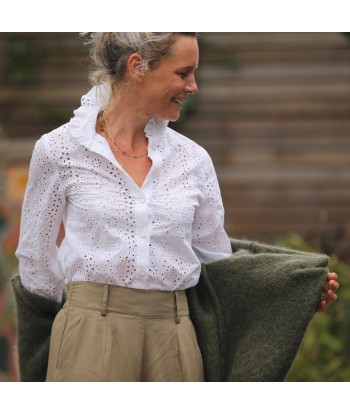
[67,85,110,147]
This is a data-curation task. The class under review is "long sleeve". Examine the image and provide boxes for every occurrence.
[192,155,232,263]
[15,136,67,303]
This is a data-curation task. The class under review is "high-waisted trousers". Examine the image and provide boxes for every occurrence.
[46,281,204,382]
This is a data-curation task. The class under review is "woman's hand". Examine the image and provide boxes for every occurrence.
[317,272,339,312]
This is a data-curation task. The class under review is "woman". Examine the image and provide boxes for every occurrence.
[15,32,338,382]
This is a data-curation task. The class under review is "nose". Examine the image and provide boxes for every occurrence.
[184,74,198,95]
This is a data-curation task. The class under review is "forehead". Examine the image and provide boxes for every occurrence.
[164,36,199,68]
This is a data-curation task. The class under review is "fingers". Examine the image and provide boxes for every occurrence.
[329,272,339,281]
[318,272,339,312]
[327,272,338,282]
[325,289,337,304]
[328,279,339,292]
[324,273,339,303]
[317,298,327,312]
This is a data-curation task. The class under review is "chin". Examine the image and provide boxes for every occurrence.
[168,112,181,122]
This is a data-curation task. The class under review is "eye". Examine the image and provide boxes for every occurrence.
[178,72,188,79]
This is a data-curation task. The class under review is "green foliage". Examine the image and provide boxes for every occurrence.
[279,233,350,381]
[1,35,46,84]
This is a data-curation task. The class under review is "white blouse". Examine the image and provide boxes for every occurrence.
[16,86,232,303]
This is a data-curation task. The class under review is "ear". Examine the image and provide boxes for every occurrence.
[126,53,145,82]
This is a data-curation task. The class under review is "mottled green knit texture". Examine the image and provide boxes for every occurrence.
[187,239,329,381]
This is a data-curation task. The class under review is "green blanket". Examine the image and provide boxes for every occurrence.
[11,238,329,382]
[186,239,329,381]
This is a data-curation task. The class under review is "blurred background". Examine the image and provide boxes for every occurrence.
[0,32,350,381]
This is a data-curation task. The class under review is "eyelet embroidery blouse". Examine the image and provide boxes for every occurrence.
[15,86,232,303]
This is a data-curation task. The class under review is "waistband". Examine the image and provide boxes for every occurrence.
[64,281,188,323]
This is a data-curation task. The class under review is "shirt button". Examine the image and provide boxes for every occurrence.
[139,269,146,277]
[139,197,146,203]
[140,230,146,238]
[153,168,158,175]
[152,144,157,150]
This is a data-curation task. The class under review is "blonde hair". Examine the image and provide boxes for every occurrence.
[83,32,198,87]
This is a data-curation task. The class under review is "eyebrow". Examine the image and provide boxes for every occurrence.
[179,65,198,71]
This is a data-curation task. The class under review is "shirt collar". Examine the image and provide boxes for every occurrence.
[68,85,168,150]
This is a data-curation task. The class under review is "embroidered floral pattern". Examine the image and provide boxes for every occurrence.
[16,86,232,302]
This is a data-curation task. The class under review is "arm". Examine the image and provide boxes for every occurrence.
[192,155,232,263]
[15,136,67,303]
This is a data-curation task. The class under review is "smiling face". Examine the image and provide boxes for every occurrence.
[139,35,199,122]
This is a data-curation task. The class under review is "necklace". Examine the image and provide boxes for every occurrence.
[98,111,123,167]
[98,111,148,163]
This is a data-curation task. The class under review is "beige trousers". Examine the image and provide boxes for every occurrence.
[46,282,204,382]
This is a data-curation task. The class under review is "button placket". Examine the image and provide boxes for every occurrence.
[134,192,150,281]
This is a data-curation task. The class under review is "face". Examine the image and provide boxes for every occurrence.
[139,35,199,122]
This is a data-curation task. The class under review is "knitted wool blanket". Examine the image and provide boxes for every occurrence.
[186,239,329,381]
[11,238,329,382]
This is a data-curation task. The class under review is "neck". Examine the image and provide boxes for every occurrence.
[103,93,150,151]
[98,119,149,163]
